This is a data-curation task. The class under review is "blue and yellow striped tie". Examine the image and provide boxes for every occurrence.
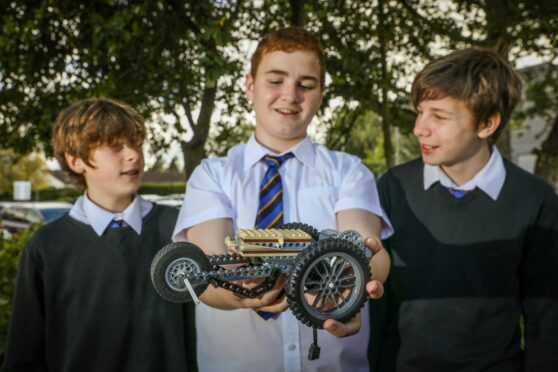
[255,153,293,229]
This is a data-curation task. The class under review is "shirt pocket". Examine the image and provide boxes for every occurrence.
[296,186,337,231]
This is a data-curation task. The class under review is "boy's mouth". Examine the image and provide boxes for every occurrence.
[420,144,438,155]
[275,108,300,115]
[121,169,140,176]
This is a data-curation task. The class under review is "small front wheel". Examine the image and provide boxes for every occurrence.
[286,238,371,328]
[150,242,210,303]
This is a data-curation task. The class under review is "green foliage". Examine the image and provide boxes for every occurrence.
[29,187,80,203]
[0,0,256,175]
[326,107,419,176]
[1,0,557,176]
[0,150,50,195]
[0,224,40,359]
[206,119,254,157]
[138,182,186,196]
[0,183,186,202]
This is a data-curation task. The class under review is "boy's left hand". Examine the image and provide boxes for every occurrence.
[323,236,385,337]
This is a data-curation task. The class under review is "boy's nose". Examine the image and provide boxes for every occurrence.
[123,145,141,161]
[281,83,301,103]
[413,116,431,137]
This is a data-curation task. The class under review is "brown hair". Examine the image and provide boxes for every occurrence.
[411,48,522,142]
[52,97,146,187]
[250,26,326,89]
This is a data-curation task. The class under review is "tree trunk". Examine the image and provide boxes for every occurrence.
[483,0,515,160]
[378,0,394,168]
[290,0,305,26]
[534,114,558,189]
[181,81,218,180]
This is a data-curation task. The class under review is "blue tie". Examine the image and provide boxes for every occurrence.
[255,153,293,229]
[108,219,125,229]
[446,187,468,199]
[254,153,292,320]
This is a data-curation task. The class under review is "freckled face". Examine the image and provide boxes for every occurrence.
[246,50,324,152]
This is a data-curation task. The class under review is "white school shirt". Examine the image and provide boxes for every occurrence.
[174,134,393,372]
[423,146,506,200]
[69,193,153,236]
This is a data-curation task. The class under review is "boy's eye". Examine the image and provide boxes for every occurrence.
[268,80,282,85]
[434,114,448,121]
[299,83,316,90]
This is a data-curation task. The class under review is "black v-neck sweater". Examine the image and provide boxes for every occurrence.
[3,204,197,372]
[373,158,558,372]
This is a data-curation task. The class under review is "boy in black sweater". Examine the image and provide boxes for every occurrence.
[2,98,196,372]
[374,49,558,371]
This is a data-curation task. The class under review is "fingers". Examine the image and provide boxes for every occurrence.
[236,275,288,310]
[323,279,384,338]
[256,295,289,313]
[364,236,383,255]
[323,313,361,338]
[366,280,384,299]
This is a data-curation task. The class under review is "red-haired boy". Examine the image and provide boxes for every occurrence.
[173,27,393,371]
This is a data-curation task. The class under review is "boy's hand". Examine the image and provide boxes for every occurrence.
[364,236,385,299]
[234,275,289,313]
[324,236,386,337]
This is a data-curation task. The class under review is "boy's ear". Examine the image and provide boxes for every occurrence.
[64,153,86,174]
[477,112,501,139]
[245,74,254,103]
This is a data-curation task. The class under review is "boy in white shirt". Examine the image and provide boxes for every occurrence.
[174,26,392,371]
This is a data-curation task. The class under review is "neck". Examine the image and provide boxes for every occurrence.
[441,145,492,186]
[254,134,305,154]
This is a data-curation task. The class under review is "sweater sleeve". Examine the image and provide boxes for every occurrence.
[2,239,47,372]
[521,192,558,371]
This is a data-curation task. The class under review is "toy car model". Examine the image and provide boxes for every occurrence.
[150,223,371,359]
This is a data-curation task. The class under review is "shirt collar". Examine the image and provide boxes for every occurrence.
[243,133,315,169]
[81,193,145,235]
[423,146,506,200]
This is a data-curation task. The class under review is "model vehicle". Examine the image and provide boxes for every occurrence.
[150,223,371,359]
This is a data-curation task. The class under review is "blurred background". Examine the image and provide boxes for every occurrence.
[1,0,557,360]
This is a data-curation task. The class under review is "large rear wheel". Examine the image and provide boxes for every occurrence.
[286,238,370,328]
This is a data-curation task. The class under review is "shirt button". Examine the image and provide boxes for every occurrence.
[288,344,296,351]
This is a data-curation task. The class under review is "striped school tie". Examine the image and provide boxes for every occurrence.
[255,153,293,229]
[254,153,293,320]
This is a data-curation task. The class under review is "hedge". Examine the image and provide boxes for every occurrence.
[0,182,186,202]
[0,224,40,362]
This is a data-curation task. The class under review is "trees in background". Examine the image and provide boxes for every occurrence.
[1,0,556,183]
[0,0,260,177]
[0,150,49,196]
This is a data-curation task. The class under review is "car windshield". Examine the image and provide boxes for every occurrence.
[40,208,70,222]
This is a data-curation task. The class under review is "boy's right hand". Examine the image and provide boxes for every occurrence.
[235,275,289,313]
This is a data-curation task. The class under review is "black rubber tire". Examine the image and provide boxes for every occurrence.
[277,222,319,240]
[150,242,210,303]
[286,238,371,328]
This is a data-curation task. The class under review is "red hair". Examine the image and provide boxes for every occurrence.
[250,26,326,88]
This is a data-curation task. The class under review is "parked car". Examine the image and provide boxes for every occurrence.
[0,201,72,238]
